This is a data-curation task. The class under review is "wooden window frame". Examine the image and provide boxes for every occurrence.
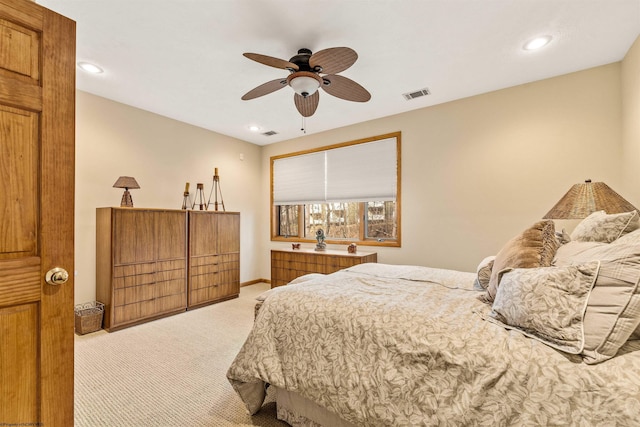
[270,132,401,248]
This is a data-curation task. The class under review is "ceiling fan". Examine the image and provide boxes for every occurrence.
[241,47,371,117]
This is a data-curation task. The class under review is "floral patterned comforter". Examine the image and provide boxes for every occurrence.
[227,263,640,426]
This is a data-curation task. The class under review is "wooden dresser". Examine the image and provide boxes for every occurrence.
[96,207,240,331]
[188,211,240,309]
[271,248,377,288]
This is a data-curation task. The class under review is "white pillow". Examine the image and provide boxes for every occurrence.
[554,241,640,364]
[612,227,640,245]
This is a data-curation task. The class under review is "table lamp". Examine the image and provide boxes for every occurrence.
[113,176,140,207]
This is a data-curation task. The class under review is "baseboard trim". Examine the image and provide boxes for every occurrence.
[241,279,271,287]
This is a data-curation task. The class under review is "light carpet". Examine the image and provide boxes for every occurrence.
[74,282,287,426]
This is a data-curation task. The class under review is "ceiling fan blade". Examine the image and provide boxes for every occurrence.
[321,74,371,102]
[243,53,299,71]
[241,78,288,100]
[309,47,357,74]
[294,91,319,117]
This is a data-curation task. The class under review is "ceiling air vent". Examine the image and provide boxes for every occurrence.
[262,130,278,136]
[403,88,431,101]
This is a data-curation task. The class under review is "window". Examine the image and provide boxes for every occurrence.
[271,132,401,247]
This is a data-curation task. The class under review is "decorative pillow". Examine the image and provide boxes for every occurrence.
[615,227,640,343]
[473,256,495,291]
[553,241,640,364]
[570,210,639,243]
[612,227,640,245]
[488,261,600,354]
[483,220,559,303]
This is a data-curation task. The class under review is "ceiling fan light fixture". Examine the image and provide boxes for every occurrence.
[287,72,322,97]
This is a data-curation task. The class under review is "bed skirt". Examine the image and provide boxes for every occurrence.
[275,387,356,427]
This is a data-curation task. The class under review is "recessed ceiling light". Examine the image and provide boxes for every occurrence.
[77,61,103,74]
[523,35,552,51]
[248,125,261,132]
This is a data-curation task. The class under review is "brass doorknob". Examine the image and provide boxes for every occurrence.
[45,267,69,286]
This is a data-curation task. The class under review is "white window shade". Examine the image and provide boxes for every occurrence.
[326,138,397,202]
[273,152,325,205]
[272,136,398,205]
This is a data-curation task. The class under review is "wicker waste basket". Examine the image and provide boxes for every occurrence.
[74,301,104,335]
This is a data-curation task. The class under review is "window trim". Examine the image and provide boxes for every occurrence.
[270,132,401,247]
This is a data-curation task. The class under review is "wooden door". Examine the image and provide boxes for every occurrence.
[0,0,75,425]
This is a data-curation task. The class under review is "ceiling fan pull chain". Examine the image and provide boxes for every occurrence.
[301,116,306,134]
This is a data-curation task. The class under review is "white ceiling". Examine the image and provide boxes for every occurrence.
[36,0,640,146]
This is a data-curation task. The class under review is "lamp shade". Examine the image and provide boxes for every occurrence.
[113,176,140,189]
[543,179,638,219]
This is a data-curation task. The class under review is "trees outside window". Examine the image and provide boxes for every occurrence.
[271,133,401,247]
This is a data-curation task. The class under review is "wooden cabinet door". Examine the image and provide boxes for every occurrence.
[217,213,240,253]
[0,1,75,425]
[113,209,155,264]
[155,210,187,260]
[189,211,218,256]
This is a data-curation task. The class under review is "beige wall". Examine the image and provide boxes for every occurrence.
[261,63,625,274]
[75,43,638,304]
[622,36,640,202]
[75,92,262,304]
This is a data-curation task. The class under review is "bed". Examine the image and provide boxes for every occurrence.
[227,213,640,426]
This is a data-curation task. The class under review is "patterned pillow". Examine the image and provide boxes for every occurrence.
[488,261,600,354]
[570,210,639,243]
[473,256,495,291]
[553,241,640,364]
[482,220,559,303]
